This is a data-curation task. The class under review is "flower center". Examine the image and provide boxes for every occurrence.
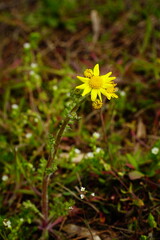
[89,76,103,89]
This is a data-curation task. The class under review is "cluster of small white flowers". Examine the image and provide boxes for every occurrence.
[91,192,95,196]
[74,148,81,154]
[11,104,19,109]
[3,219,11,228]
[151,147,159,155]
[80,194,85,199]
[93,132,100,139]
[2,175,8,181]
[23,42,31,49]
[86,152,94,158]
[25,133,32,139]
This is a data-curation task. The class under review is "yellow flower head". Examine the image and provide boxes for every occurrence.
[92,99,103,109]
[76,64,118,101]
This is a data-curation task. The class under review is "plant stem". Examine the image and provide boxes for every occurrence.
[41,97,85,226]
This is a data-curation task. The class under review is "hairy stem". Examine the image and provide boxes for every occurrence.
[41,97,85,225]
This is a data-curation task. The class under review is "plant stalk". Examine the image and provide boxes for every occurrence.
[41,97,85,227]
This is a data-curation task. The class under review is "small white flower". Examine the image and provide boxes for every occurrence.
[23,42,31,49]
[95,147,102,153]
[29,70,35,76]
[80,187,85,192]
[53,85,58,90]
[93,132,100,139]
[74,148,81,154]
[86,152,94,158]
[11,104,19,109]
[3,219,11,228]
[119,90,126,97]
[20,218,24,222]
[25,133,32,139]
[151,147,159,155]
[91,193,95,196]
[80,194,85,199]
[34,118,39,123]
[69,206,73,210]
[2,175,8,181]
[31,63,38,68]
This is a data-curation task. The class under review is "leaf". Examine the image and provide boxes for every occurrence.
[148,213,157,228]
[126,153,139,170]
[128,170,144,180]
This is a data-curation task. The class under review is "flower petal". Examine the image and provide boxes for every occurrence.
[91,89,98,101]
[97,89,102,101]
[76,83,87,89]
[77,76,89,83]
[100,88,111,100]
[93,64,99,76]
[111,93,118,98]
[108,77,116,80]
[82,86,91,96]
[102,72,112,78]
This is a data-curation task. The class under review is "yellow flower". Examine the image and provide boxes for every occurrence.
[92,100,103,109]
[76,64,118,101]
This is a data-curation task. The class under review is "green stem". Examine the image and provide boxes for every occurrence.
[41,97,85,225]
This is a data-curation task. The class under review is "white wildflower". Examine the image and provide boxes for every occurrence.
[95,147,102,153]
[34,118,39,123]
[3,219,11,228]
[74,148,81,154]
[80,187,85,192]
[151,147,159,155]
[31,63,38,68]
[86,152,94,158]
[91,193,95,196]
[53,85,58,90]
[80,194,85,199]
[2,175,8,181]
[93,132,100,139]
[23,42,31,49]
[25,133,32,139]
[11,104,19,109]
[119,90,126,97]
[29,70,35,76]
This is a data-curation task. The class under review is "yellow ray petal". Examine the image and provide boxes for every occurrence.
[93,64,99,76]
[91,89,98,101]
[108,77,116,80]
[103,83,115,88]
[111,93,118,98]
[76,83,87,89]
[77,76,89,83]
[102,72,112,78]
[100,88,111,100]
[97,89,102,101]
[82,86,91,96]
